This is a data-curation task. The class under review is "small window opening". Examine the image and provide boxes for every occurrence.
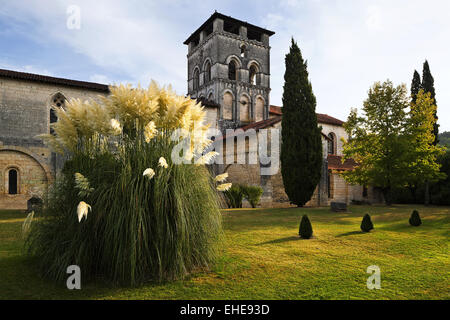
[8,169,18,195]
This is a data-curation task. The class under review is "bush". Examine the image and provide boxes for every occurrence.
[224,185,245,208]
[242,185,263,208]
[409,210,422,226]
[299,215,313,239]
[360,214,374,232]
[27,83,223,286]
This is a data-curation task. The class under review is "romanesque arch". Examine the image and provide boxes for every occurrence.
[239,93,251,123]
[255,95,265,122]
[193,66,200,91]
[202,58,212,84]
[222,90,234,120]
[247,60,261,85]
[0,146,52,209]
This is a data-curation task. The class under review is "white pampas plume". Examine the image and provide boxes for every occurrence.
[158,157,168,168]
[214,172,228,182]
[77,201,91,222]
[143,168,155,179]
[216,183,232,192]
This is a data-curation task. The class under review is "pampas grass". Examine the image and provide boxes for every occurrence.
[27,82,223,286]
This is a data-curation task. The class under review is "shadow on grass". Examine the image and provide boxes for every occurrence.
[257,236,302,245]
[335,230,366,237]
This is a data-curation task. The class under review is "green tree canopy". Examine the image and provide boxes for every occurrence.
[341,81,445,205]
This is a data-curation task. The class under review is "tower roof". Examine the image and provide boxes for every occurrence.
[183,11,275,45]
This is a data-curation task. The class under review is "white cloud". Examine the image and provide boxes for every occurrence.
[89,74,110,84]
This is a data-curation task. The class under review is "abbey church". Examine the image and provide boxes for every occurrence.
[0,12,382,210]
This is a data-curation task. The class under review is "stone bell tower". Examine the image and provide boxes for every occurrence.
[184,12,275,131]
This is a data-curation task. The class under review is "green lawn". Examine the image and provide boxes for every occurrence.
[0,205,448,299]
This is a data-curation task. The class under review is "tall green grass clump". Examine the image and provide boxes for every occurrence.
[242,185,263,208]
[27,82,226,286]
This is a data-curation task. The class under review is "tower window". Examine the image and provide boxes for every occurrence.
[240,45,246,58]
[249,65,257,85]
[204,61,211,83]
[228,61,237,81]
[193,69,200,90]
[8,169,18,195]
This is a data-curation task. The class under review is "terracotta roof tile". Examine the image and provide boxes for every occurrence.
[327,154,357,171]
[269,105,345,126]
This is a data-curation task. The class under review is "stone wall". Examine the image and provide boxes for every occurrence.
[0,77,108,209]
[0,148,49,209]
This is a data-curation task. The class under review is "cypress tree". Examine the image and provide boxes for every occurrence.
[411,70,421,104]
[281,38,323,206]
[422,61,439,206]
[421,60,439,145]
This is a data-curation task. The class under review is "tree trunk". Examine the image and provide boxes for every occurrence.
[382,187,392,206]
[424,180,430,206]
[407,185,417,203]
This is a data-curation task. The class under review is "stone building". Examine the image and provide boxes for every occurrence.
[0,11,382,210]
[183,12,382,207]
[0,69,109,209]
[185,12,273,131]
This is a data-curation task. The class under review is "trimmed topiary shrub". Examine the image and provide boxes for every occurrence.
[409,210,422,226]
[242,185,263,208]
[299,215,313,239]
[360,214,374,232]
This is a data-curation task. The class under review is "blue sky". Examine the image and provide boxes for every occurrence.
[1,0,449,130]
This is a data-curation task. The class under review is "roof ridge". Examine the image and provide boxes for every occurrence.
[0,68,109,92]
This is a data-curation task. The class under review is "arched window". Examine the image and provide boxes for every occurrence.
[204,61,211,83]
[240,45,246,58]
[327,133,336,155]
[228,61,237,81]
[223,92,233,120]
[50,93,66,134]
[240,95,250,123]
[249,65,257,85]
[255,97,264,122]
[193,69,200,90]
[8,169,18,195]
